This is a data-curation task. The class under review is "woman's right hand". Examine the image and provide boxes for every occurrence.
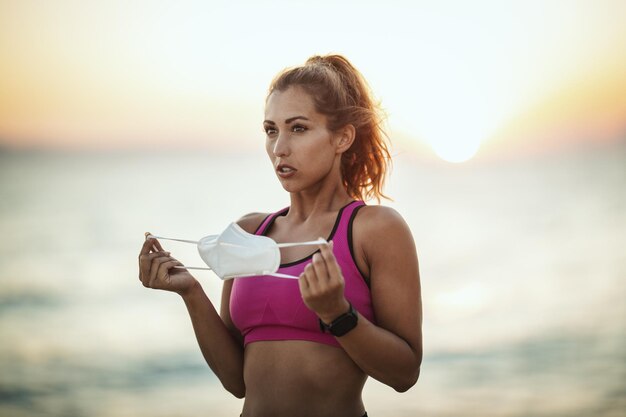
[138,232,198,296]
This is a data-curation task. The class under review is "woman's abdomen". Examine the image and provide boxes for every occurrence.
[241,340,367,417]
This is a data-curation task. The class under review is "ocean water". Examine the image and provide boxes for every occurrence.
[0,144,624,417]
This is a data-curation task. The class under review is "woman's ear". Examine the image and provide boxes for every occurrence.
[335,124,356,154]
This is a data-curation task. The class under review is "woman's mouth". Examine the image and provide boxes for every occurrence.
[276,164,297,178]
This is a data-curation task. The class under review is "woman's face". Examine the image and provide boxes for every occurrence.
[263,86,340,194]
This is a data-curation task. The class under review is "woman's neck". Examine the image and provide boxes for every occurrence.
[287,182,353,222]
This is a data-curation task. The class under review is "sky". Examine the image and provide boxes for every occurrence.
[0,0,625,162]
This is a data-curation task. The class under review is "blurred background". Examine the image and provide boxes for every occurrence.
[1,1,624,416]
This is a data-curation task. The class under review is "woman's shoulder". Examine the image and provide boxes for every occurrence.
[236,212,272,234]
[356,204,409,232]
[354,204,415,248]
[352,204,418,277]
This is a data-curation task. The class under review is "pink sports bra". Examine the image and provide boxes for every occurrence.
[229,200,375,348]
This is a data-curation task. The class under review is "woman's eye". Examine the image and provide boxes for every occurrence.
[264,127,277,135]
[292,125,307,133]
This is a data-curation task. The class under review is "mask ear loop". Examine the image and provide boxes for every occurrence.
[264,238,328,279]
[146,234,198,245]
[216,238,327,249]
[146,234,212,270]
[275,238,327,248]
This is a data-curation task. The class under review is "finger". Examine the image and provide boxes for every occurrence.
[148,253,171,287]
[139,251,169,282]
[319,241,342,279]
[143,252,170,287]
[140,234,157,256]
[301,262,318,292]
[138,248,154,281]
[317,237,331,252]
[152,238,165,252]
[299,263,315,298]
[311,252,330,283]
[151,259,179,288]
[170,260,187,273]
[298,272,310,291]
[144,232,165,253]
[140,250,170,264]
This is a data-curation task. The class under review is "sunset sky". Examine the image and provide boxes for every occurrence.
[1,0,625,162]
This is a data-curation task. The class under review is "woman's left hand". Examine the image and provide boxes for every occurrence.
[298,241,351,324]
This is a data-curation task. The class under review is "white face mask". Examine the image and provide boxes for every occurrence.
[147,222,326,280]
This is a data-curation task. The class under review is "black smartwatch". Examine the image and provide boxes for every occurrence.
[319,302,358,337]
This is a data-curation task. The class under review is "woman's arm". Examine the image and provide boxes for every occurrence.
[179,280,246,398]
[298,206,422,392]
[184,212,271,397]
[138,213,267,398]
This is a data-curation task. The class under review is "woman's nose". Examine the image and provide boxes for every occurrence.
[272,133,290,157]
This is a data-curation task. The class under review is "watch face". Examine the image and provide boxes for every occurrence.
[330,310,358,337]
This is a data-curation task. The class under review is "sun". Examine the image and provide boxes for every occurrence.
[430,134,482,163]
[423,120,485,163]
[390,79,493,164]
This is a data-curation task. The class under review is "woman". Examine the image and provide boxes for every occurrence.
[138,54,422,417]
